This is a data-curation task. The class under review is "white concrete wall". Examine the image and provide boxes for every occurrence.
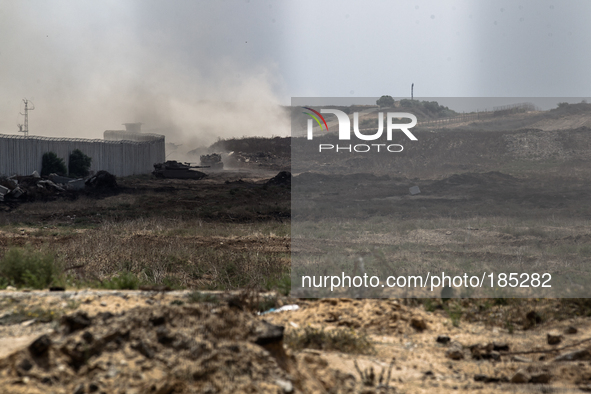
[0,134,165,177]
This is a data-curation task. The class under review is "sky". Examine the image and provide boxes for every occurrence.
[1,0,590,146]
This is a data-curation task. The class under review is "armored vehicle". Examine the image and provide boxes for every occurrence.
[152,161,207,179]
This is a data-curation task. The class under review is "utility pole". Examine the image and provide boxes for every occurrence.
[17,99,35,137]
[411,83,414,101]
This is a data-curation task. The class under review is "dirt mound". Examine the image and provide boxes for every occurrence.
[432,171,517,186]
[293,172,389,184]
[226,151,290,171]
[0,304,298,393]
[85,171,118,190]
[0,300,371,394]
[266,171,291,186]
[426,171,518,194]
[264,299,431,336]
[209,137,290,157]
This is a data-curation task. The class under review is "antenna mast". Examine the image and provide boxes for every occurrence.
[17,99,35,137]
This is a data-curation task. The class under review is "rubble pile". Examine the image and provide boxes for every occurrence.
[84,171,118,190]
[227,151,290,171]
[0,303,353,394]
[0,171,118,204]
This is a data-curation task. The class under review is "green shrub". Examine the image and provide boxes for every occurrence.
[68,149,92,178]
[376,95,395,107]
[41,152,67,176]
[101,272,140,290]
[0,247,63,289]
[264,272,291,296]
[285,326,374,354]
[187,291,219,304]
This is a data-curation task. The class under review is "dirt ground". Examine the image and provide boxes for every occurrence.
[1,103,591,393]
[1,291,591,393]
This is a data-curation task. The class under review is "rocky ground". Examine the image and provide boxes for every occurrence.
[1,290,591,393]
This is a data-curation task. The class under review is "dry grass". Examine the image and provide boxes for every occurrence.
[292,214,591,298]
[0,218,290,291]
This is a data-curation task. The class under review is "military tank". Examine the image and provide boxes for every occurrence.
[199,153,224,170]
[152,161,208,179]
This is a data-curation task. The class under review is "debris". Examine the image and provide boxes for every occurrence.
[254,320,285,345]
[37,180,65,191]
[530,372,551,384]
[410,316,427,331]
[436,335,451,344]
[510,370,530,384]
[470,343,501,360]
[554,349,591,362]
[8,187,23,199]
[259,304,300,315]
[409,185,421,195]
[67,179,86,191]
[21,319,36,327]
[275,378,294,393]
[547,332,563,345]
[524,310,542,329]
[49,174,73,184]
[511,356,532,363]
[226,151,288,170]
[0,172,91,204]
[446,342,465,360]
[29,334,51,357]
[492,341,509,351]
[6,178,17,188]
[565,326,578,334]
[31,170,40,178]
[85,170,118,189]
[474,374,506,383]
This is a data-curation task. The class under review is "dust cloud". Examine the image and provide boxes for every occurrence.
[0,1,289,153]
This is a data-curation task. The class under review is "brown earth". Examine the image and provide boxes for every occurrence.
[2,104,591,392]
[2,292,591,393]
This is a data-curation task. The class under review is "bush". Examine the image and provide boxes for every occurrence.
[0,247,63,289]
[285,326,374,354]
[41,152,67,176]
[264,272,291,296]
[188,291,219,304]
[376,95,395,107]
[399,99,417,108]
[69,149,92,178]
[101,272,140,290]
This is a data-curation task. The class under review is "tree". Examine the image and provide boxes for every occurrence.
[376,95,395,107]
[41,152,67,176]
[68,149,92,178]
